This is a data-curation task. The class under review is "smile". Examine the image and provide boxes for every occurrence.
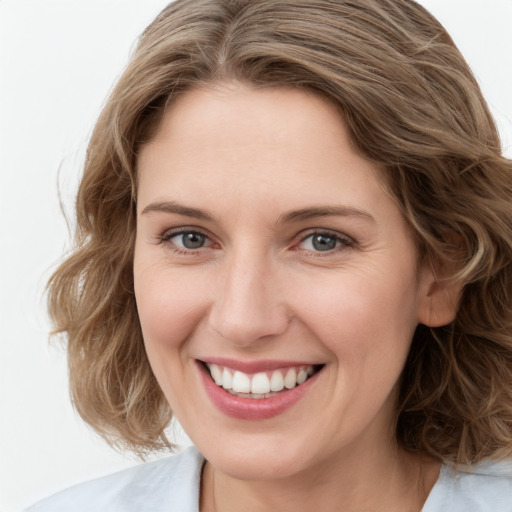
[206,363,317,398]
[198,359,324,420]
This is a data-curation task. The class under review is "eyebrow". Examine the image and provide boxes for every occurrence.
[141,201,214,220]
[141,201,375,224]
[277,206,375,224]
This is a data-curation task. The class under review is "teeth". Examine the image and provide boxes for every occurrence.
[210,364,223,385]
[251,373,271,394]
[270,371,284,392]
[297,368,308,384]
[232,371,251,393]
[222,368,233,390]
[206,363,317,397]
[284,368,297,389]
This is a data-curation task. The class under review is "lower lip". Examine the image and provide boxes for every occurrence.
[198,362,321,420]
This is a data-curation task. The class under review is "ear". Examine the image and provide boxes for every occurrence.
[417,262,463,328]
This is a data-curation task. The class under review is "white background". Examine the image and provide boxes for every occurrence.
[1,1,511,511]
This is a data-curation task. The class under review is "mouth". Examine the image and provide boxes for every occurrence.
[198,359,325,419]
[200,360,325,400]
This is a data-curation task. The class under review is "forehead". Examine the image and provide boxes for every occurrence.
[136,84,392,215]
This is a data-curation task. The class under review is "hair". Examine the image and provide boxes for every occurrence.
[48,0,512,464]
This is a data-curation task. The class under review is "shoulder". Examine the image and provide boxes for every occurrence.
[24,446,204,512]
[423,459,512,512]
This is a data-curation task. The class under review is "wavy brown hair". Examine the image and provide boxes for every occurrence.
[48,0,512,463]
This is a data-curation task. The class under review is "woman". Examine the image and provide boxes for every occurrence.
[27,0,512,510]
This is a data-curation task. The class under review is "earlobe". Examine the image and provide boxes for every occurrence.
[417,268,463,328]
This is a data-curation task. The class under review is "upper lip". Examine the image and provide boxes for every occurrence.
[198,357,323,374]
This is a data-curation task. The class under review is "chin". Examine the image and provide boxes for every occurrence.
[194,430,320,481]
[210,450,305,481]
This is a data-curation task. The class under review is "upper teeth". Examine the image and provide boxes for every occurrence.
[207,364,315,395]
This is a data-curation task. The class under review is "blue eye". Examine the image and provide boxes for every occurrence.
[299,232,351,252]
[163,230,210,250]
[178,232,207,249]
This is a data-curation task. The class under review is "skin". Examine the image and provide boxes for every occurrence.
[134,83,458,511]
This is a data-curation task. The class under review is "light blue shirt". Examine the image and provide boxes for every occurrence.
[25,447,203,512]
[26,446,512,511]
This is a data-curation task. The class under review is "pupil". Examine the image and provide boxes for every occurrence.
[182,233,205,249]
[312,234,336,251]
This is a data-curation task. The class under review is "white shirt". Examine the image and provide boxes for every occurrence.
[26,446,512,511]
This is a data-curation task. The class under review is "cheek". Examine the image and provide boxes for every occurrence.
[133,264,210,416]
[134,264,208,354]
[295,267,420,363]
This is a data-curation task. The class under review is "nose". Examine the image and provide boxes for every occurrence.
[207,248,290,347]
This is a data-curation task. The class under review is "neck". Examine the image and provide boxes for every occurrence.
[200,440,440,512]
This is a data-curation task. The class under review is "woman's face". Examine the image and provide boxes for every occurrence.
[134,84,437,480]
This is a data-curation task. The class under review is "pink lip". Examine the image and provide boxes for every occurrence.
[197,360,322,420]
[199,357,319,374]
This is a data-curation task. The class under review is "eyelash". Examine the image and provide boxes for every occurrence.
[157,228,355,256]
[295,230,354,255]
[157,228,213,255]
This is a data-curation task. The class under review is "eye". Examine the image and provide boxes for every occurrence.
[298,231,352,252]
[160,229,212,251]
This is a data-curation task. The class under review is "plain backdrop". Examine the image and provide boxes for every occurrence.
[1,1,511,511]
